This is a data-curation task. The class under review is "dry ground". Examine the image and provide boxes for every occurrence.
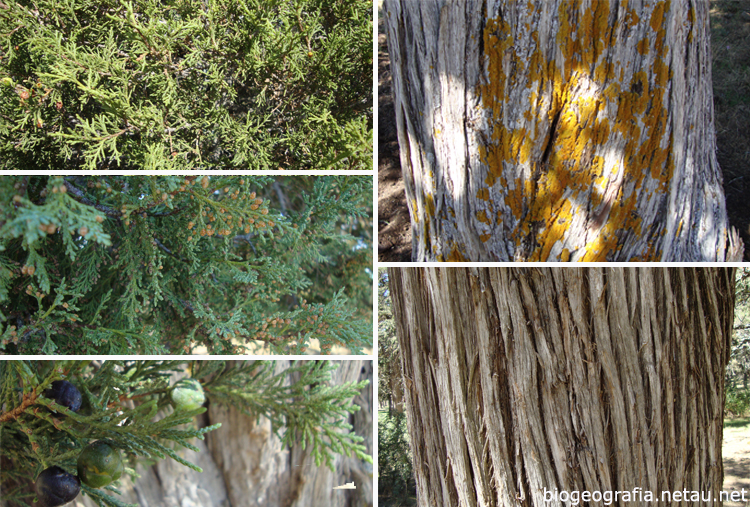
[378,1,750,261]
[723,418,750,506]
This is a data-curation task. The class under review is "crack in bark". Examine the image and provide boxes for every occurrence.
[541,108,562,167]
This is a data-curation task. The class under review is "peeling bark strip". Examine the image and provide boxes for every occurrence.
[388,267,735,507]
[384,0,743,261]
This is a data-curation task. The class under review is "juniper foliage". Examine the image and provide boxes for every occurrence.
[0,0,373,171]
[195,360,372,469]
[0,175,373,355]
[0,359,372,507]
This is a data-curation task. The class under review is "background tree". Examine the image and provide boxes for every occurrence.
[0,360,372,507]
[727,268,750,416]
[377,268,402,415]
[388,267,735,506]
[383,0,742,261]
[377,268,414,506]
[377,409,413,507]
[0,0,372,171]
[0,175,372,355]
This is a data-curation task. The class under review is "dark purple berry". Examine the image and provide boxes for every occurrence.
[43,381,82,413]
[35,466,80,507]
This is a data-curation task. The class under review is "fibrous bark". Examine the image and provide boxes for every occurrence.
[388,267,734,506]
[384,0,743,261]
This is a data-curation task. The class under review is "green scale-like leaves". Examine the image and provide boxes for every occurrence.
[0,0,372,171]
[0,175,372,355]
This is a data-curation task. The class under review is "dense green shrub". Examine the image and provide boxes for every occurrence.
[0,0,372,170]
[0,175,372,354]
[726,385,750,418]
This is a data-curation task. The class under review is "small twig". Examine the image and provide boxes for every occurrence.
[63,180,122,217]
[179,299,195,312]
[14,176,30,206]
[273,181,289,213]
[727,176,744,187]
[296,9,312,53]
[108,391,156,409]
[0,392,37,423]
[153,237,188,263]
[66,179,186,219]
[143,206,185,218]
[233,233,257,254]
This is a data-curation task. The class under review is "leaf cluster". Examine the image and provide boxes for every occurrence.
[0,175,373,354]
[0,0,373,170]
[194,360,373,470]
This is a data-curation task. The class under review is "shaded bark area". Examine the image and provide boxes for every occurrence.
[378,8,412,262]
[384,0,742,261]
[74,361,372,507]
[388,267,734,506]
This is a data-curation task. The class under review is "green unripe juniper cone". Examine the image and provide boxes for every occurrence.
[35,466,81,507]
[171,378,205,411]
[77,441,124,488]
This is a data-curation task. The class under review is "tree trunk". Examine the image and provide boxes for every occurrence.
[383,0,743,261]
[391,372,405,413]
[387,267,734,506]
[73,361,372,507]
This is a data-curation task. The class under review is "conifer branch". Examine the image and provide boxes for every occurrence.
[0,175,372,354]
[0,360,370,506]
[0,392,37,423]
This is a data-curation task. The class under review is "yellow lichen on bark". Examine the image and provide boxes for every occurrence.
[477,210,492,225]
[477,1,677,260]
[481,17,513,110]
[582,0,610,70]
[649,0,669,31]
[531,199,574,261]
[505,180,525,220]
[637,38,650,55]
[426,193,435,218]
[622,0,641,30]
[446,244,469,262]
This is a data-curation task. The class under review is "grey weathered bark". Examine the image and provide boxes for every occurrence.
[73,361,372,507]
[384,0,743,261]
[388,267,734,506]
[388,372,405,414]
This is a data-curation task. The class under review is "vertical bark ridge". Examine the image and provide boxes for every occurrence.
[388,267,735,506]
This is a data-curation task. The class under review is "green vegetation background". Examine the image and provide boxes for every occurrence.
[711,0,750,258]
